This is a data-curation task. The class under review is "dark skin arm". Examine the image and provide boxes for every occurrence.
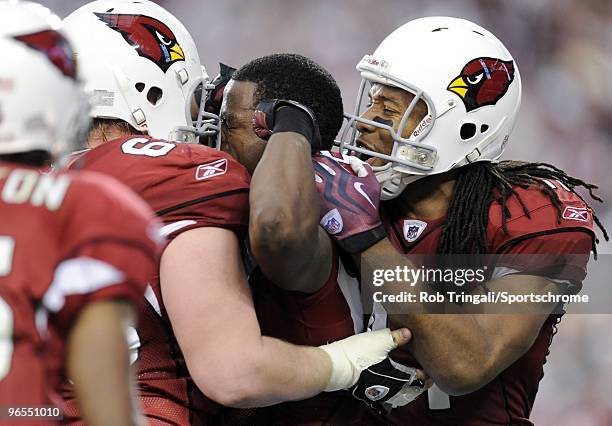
[249,132,333,293]
[361,238,560,396]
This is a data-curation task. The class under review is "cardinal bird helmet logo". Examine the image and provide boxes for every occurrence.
[447,57,515,112]
[14,30,77,80]
[94,12,185,73]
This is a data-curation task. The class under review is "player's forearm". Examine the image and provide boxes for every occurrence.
[206,328,407,408]
[362,239,547,394]
[390,313,498,395]
[250,134,318,249]
[67,300,142,426]
[211,336,332,408]
[249,134,330,291]
[361,239,506,394]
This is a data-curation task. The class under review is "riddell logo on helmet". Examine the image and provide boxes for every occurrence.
[95,13,185,73]
[363,55,389,70]
[412,114,432,138]
[447,57,515,112]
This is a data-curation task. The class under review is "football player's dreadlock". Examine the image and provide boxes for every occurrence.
[437,161,609,256]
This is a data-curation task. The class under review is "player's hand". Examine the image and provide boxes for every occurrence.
[351,358,430,414]
[204,63,236,116]
[252,99,322,152]
[319,328,411,392]
[313,151,386,253]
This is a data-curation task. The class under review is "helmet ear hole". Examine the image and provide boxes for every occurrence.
[480,124,489,133]
[460,122,477,140]
[147,87,163,106]
[135,82,145,93]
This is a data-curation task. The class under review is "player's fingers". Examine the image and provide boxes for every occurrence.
[414,368,433,389]
[348,155,366,177]
[312,158,335,178]
[390,327,412,348]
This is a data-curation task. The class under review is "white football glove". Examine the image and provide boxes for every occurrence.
[319,328,404,392]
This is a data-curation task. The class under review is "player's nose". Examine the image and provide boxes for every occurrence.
[356,109,378,135]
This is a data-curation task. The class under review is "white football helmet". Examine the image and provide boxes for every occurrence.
[0,1,90,158]
[338,17,522,199]
[63,0,217,144]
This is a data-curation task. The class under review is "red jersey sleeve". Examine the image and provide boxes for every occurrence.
[488,182,596,288]
[69,136,250,240]
[45,171,162,332]
[155,145,250,240]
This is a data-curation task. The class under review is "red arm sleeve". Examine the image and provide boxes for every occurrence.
[68,137,250,241]
[46,171,162,333]
[488,183,596,291]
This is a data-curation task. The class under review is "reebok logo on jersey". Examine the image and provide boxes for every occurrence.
[562,206,589,222]
[195,159,227,180]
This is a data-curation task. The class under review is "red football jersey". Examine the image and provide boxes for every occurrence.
[0,162,160,425]
[64,136,250,425]
[231,254,366,425]
[366,182,596,425]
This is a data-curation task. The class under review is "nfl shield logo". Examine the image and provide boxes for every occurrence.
[403,220,427,243]
[365,385,389,401]
[320,208,343,235]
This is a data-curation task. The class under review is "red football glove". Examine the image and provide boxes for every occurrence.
[313,151,386,253]
[252,99,323,153]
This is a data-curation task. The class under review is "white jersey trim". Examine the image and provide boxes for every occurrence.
[159,220,197,238]
[145,285,161,316]
[42,257,126,313]
[492,266,572,287]
[336,260,365,334]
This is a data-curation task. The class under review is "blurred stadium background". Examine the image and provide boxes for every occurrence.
[41,0,612,424]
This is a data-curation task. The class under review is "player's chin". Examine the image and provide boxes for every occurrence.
[365,156,387,168]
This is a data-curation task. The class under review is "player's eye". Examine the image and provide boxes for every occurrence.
[156,31,173,46]
[467,72,483,85]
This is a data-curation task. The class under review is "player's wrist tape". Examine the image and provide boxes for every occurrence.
[338,224,388,254]
[273,105,315,143]
[319,328,395,392]
[253,99,322,152]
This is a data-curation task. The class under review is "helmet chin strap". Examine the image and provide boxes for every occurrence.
[374,162,426,200]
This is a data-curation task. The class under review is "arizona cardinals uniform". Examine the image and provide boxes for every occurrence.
[364,182,595,425]
[229,254,366,426]
[0,162,160,426]
[62,136,250,425]
[225,153,378,426]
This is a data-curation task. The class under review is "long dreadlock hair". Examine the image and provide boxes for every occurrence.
[436,161,609,256]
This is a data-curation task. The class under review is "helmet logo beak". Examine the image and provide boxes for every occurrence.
[447,76,468,98]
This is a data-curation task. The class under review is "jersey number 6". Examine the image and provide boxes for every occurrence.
[121,138,176,158]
